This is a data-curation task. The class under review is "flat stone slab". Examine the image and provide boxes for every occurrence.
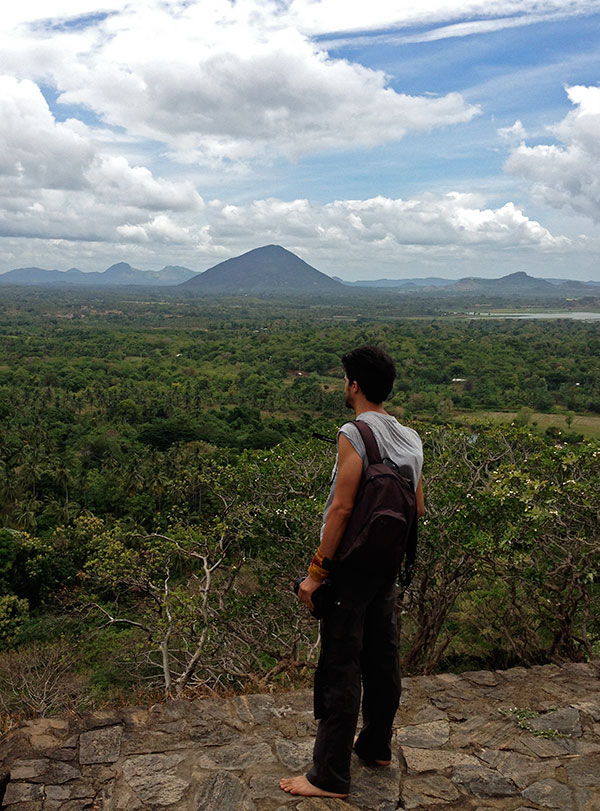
[196,740,274,770]
[401,773,460,808]
[463,670,500,687]
[451,764,519,798]
[401,746,481,772]
[477,748,561,789]
[121,753,189,805]
[395,720,450,748]
[521,778,574,809]
[275,739,314,771]
[195,771,254,811]
[1,661,599,810]
[79,726,123,764]
[528,707,583,737]
[3,782,45,804]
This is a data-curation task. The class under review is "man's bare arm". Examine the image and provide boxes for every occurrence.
[317,434,363,559]
[297,433,362,610]
[416,474,424,518]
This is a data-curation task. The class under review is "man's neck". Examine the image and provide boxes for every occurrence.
[354,399,387,417]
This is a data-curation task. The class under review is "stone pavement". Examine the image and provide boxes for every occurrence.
[1,661,599,810]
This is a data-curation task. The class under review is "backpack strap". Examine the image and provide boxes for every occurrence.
[352,420,382,465]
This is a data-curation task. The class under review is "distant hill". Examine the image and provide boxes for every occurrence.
[543,277,600,286]
[337,276,455,288]
[181,245,344,294]
[0,263,198,286]
[449,271,554,293]
[0,267,67,284]
[332,271,599,294]
[335,271,600,295]
[445,271,599,296]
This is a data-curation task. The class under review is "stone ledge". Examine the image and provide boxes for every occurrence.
[0,661,598,810]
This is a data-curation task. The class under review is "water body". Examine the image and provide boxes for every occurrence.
[474,312,600,321]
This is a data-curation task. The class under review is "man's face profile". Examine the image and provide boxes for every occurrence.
[344,374,354,409]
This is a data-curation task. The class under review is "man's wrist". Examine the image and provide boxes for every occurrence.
[308,551,333,582]
[308,561,327,582]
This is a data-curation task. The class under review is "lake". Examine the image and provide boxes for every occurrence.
[474,312,600,321]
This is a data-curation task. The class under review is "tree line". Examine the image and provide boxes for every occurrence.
[0,292,598,724]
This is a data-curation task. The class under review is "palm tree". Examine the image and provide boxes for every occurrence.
[14,496,41,533]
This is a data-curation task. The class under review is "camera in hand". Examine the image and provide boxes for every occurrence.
[294,576,334,619]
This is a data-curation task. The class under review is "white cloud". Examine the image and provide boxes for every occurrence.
[282,0,600,35]
[0,75,202,241]
[10,2,594,170]
[5,0,598,35]
[0,186,571,270]
[498,120,527,142]
[116,215,196,244]
[86,156,201,211]
[0,75,94,190]
[209,193,569,253]
[505,85,600,220]
[1,3,122,29]
[0,1,480,166]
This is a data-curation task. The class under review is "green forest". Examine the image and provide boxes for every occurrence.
[1,288,599,728]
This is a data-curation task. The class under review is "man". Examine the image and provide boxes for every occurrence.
[280,345,424,799]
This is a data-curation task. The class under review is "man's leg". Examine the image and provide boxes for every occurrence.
[354,580,401,764]
[281,571,368,798]
[305,597,365,794]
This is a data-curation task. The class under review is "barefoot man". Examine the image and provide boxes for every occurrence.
[280,345,424,799]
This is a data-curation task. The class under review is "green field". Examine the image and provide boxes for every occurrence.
[453,410,600,439]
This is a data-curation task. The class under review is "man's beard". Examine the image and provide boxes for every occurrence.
[345,393,353,409]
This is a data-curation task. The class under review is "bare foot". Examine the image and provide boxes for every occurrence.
[353,736,391,767]
[279,775,348,798]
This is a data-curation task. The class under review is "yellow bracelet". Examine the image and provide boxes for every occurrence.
[308,562,327,582]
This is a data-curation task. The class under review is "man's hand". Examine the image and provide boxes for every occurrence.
[298,574,322,612]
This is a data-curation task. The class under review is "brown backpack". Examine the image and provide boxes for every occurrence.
[334,420,418,587]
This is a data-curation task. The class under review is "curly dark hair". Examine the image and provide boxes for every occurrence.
[341,345,396,404]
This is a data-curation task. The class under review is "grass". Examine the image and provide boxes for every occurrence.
[498,707,570,739]
[451,410,600,439]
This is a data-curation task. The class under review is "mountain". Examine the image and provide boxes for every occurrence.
[449,271,560,294]
[544,277,600,286]
[334,270,600,296]
[0,263,198,286]
[181,245,344,294]
[157,265,199,283]
[100,262,197,285]
[440,271,600,296]
[0,267,71,284]
[338,277,455,288]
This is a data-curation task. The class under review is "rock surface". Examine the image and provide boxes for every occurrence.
[1,661,599,809]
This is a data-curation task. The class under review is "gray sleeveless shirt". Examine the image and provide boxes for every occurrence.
[320,411,423,540]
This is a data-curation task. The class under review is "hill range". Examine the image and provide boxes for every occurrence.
[1,245,599,296]
[0,262,197,287]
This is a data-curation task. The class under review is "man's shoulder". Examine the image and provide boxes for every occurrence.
[355,412,422,444]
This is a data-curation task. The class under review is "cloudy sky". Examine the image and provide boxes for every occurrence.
[1,0,600,280]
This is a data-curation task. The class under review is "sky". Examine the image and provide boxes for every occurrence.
[1,0,600,280]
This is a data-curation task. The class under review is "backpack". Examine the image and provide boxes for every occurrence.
[334,420,418,588]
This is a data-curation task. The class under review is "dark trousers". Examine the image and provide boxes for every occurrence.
[306,569,401,794]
